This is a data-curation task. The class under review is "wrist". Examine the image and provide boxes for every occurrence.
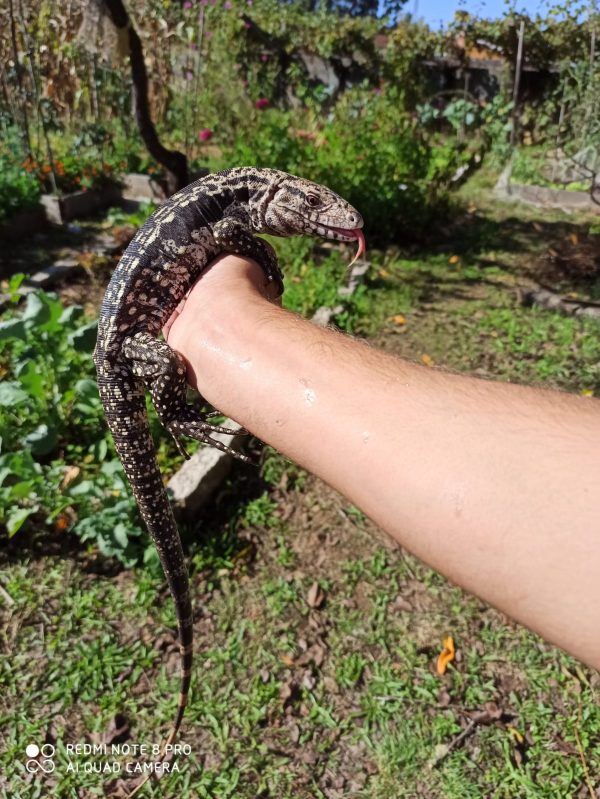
[164,255,280,353]
[165,254,283,391]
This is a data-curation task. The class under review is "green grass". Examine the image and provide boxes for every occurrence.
[1,174,599,797]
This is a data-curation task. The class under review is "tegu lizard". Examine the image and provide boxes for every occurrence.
[94,167,365,787]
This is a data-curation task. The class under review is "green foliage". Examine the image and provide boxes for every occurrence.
[241,493,279,529]
[0,286,101,452]
[511,146,593,191]
[336,652,368,687]
[0,154,41,223]
[480,95,515,162]
[71,473,144,568]
[417,98,480,132]
[218,86,466,242]
[446,4,594,71]
[0,281,145,564]
[105,201,158,228]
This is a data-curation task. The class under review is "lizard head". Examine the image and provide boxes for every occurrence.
[255,171,366,265]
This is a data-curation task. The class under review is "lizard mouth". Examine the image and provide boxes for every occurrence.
[322,225,366,266]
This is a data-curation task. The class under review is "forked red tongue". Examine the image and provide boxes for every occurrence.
[348,229,366,266]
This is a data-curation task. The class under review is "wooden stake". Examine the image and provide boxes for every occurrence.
[510,20,525,148]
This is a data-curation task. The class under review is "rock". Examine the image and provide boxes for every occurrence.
[311,305,344,326]
[28,257,81,288]
[338,260,370,296]
[167,420,245,516]
[89,232,121,255]
[121,173,168,203]
[41,186,121,224]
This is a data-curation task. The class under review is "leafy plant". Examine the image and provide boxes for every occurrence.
[0,280,146,564]
[105,201,157,229]
[0,154,41,222]
[0,287,101,453]
[218,86,466,243]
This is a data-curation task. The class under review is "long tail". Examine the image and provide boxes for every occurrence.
[98,382,193,793]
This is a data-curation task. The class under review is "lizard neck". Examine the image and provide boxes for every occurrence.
[210,167,284,233]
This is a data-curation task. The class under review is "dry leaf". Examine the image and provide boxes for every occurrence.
[378,268,391,278]
[391,595,412,612]
[448,255,460,265]
[581,389,594,397]
[421,353,435,367]
[289,723,301,744]
[391,313,407,325]
[60,465,80,489]
[436,635,455,675]
[280,653,295,667]
[437,688,451,707]
[279,680,294,704]
[301,670,316,690]
[507,726,524,744]
[471,701,503,724]
[569,232,578,245]
[307,581,325,609]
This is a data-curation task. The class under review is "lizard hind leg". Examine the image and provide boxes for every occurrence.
[122,331,248,462]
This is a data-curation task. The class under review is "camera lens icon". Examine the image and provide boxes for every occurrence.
[25,743,56,774]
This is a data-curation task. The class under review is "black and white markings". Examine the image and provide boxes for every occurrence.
[94,166,363,770]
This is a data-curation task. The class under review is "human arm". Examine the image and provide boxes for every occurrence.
[166,254,600,670]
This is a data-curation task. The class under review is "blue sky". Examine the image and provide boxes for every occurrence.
[412,0,553,28]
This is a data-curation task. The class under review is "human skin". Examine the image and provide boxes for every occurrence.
[165,254,600,670]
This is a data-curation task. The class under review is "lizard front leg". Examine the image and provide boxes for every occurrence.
[213,216,284,293]
[122,332,249,462]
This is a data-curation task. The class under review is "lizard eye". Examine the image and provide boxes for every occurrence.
[306,194,321,208]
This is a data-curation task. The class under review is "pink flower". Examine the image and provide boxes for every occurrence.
[198,128,213,141]
[183,1,192,7]
[224,0,232,7]
[190,42,198,50]
[185,70,194,81]
[244,20,252,27]
[260,53,269,62]
[255,97,269,110]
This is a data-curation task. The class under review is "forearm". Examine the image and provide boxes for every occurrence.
[167,255,600,669]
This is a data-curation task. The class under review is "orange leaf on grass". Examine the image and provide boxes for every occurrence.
[391,314,406,325]
[436,636,455,675]
[421,353,434,367]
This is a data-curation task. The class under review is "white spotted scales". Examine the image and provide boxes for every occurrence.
[94,166,364,786]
